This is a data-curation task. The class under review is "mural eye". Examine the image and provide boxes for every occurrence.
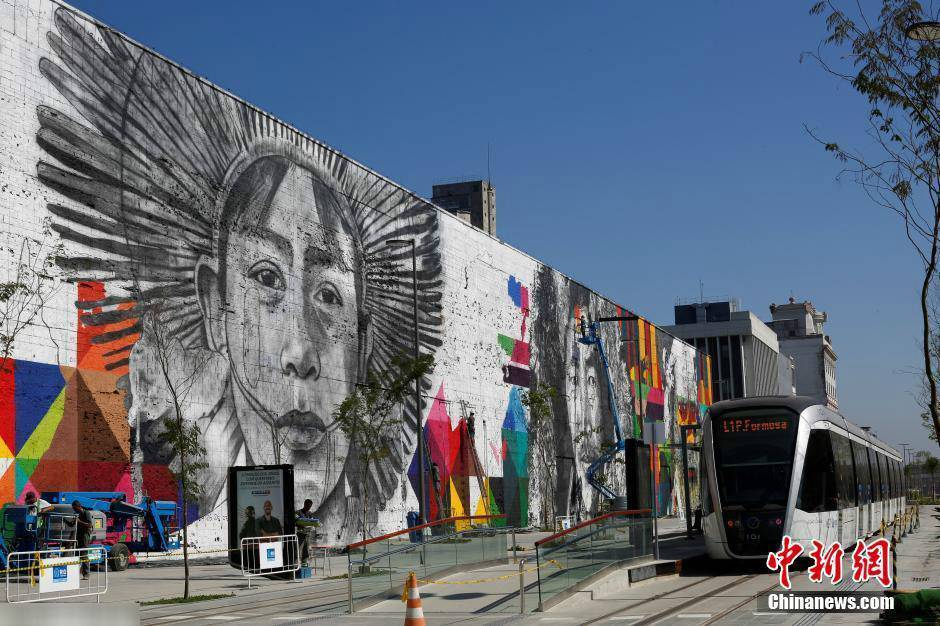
[316,284,343,307]
[249,264,285,291]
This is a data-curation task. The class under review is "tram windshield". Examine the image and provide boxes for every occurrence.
[712,409,798,510]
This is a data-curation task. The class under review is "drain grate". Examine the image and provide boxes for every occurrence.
[913,577,930,582]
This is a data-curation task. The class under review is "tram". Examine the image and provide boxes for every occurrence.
[701,396,904,559]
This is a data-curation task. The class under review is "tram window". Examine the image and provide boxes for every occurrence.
[831,433,857,508]
[882,454,890,499]
[892,459,899,497]
[852,442,871,504]
[892,460,901,497]
[888,460,895,498]
[798,429,839,512]
[869,447,881,501]
[712,411,796,509]
[875,453,887,501]
[700,454,712,515]
[888,457,894,497]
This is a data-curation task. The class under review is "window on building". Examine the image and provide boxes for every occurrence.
[729,335,742,398]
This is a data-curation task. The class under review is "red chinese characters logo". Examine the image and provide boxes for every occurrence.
[807,539,844,584]
[766,535,803,589]
[767,537,892,589]
[851,538,891,587]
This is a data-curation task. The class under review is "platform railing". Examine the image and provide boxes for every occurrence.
[534,509,652,611]
[345,514,509,613]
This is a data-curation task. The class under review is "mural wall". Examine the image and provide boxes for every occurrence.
[0,1,711,547]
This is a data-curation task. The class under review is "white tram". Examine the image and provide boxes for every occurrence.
[701,396,904,559]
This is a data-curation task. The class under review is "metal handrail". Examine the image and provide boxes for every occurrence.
[537,518,639,559]
[534,509,650,547]
[346,513,505,551]
[534,510,653,612]
[349,525,514,566]
[346,523,517,614]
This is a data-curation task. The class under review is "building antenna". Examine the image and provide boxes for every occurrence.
[699,279,704,303]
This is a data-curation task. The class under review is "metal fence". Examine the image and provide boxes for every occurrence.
[6,546,108,603]
[239,534,300,588]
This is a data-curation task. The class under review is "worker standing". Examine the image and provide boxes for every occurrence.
[467,412,476,440]
[295,499,317,567]
[24,492,53,516]
[24,492,54,538]
[70,500,92,579]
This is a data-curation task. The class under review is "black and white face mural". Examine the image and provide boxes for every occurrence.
[531,267,633,521]
[35,8,442,542]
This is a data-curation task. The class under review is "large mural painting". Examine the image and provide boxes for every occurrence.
[0,1,711,547]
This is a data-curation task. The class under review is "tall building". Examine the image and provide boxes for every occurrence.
[663,299,788,402]
[431,180,496,235]
[768,298,838,410]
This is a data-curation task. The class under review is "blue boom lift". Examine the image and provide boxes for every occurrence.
[578,315,637,506]
[0,491,180,571]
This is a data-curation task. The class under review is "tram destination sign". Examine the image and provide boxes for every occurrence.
[721,415,790,434]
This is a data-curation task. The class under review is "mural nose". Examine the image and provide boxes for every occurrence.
[280,337,320,380]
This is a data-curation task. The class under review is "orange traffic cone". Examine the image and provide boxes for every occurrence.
[403,571,426,626]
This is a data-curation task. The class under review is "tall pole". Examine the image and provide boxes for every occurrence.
[388,239,426,525]
[681,425,691,539]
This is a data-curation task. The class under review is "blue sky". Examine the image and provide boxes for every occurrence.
[68,1,933,454]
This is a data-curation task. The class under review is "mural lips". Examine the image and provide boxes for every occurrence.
[273,410,329,450]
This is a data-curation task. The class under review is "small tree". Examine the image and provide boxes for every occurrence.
[141,302,210,599]
[0,218,63,372]
[807,0,940,446]
[521,384,557,530]
[333,353,434,543]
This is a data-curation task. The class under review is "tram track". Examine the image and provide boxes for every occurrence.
[582,574,752,624]
[700,577,783,624]
[631,574,759,625]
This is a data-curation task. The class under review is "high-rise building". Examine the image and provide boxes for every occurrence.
[768,298,838,410]
[663,299,788,402]
[431,180,496,235]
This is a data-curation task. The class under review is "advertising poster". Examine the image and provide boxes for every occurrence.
[227,465,295,569]
[237,469,286,541]
[39,557,80,593]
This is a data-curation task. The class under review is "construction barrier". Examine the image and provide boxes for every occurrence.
[6,547,108,603]
[239,534,300,589]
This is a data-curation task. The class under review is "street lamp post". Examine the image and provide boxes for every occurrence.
[386,238,427,525]
[905,20,940,41]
